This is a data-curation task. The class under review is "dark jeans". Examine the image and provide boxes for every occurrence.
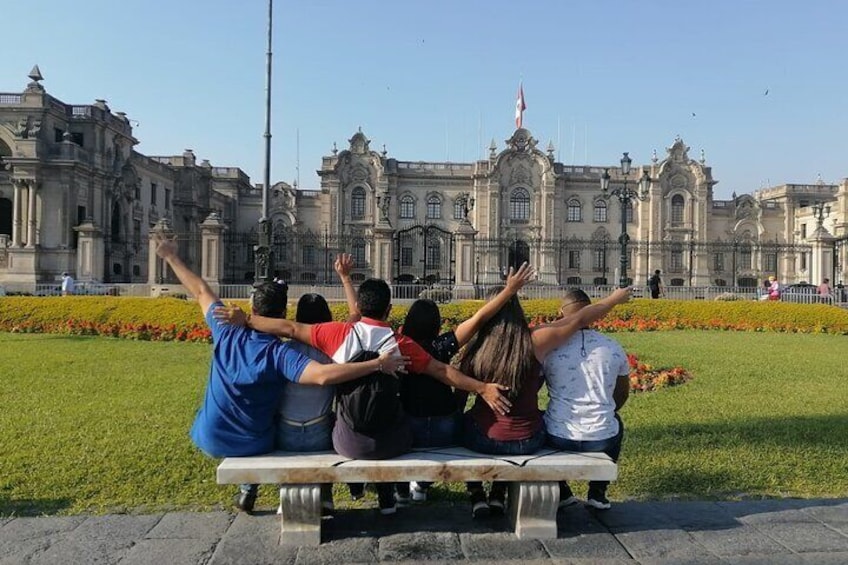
[546,414,624,494]
[463,414,547,494]
[397,412,461,495]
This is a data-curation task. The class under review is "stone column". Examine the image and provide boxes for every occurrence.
[73,220,104,281]
[372,226,394,281]
[11,180,23,247]
[809,227,835,286]
[26,180,37,248]
[200,212,226,287]
[454,221,478,299]
[148,218,174,285]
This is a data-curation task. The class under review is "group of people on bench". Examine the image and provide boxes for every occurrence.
[153,233,631,519]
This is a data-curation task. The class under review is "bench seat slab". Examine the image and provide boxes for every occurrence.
[279,484,321,546]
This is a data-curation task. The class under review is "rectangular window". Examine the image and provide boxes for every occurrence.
[54,128,64,143]
[800,252,807,270]
[568,250,581,269]
[764,252,777,272]
[426,243,441,266]
[671,250,684,271]
[713,253,724,272]
[593,203,607,223]
[593,249,606,271]
[71,132,84,147]
[401,246,413,267]
[303,245,316,265]
[567,203,581,222]
[740,246,752,270]
[133,220,141,249]
[400,199,415,219]
[164,188,171,209]
[150,182,158,206]
[801,223,807,239]
[454,200,464,220]
[625,202,634,223]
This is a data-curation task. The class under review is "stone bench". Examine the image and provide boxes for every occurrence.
[217,447,617,546]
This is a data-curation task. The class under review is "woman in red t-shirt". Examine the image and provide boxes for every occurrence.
[459,287,631,518]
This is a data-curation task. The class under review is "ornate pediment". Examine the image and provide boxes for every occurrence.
[348,130,370,155]
[506,128,538,153]
[667,137,691,163]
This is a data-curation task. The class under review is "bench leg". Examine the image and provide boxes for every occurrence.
[279,484,322,546]
[508,481,559,540]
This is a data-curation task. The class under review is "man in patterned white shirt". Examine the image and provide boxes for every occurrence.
[542,289,630,510]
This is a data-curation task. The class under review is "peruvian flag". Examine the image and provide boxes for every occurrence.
[515,82,526,128]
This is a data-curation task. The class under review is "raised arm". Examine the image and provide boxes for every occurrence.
[453,262,535,347]
[531,287,631,362]
[154,233,219,316]
[213,307,314,346]
[299,349,409,386]
[335,253,361,322]
[424,358,512,416]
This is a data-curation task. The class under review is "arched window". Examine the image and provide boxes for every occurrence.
[567,199,582,222]
[426,195,441,219]
[593,200,607,223]
[399,195,415,219]
[351,187,366,219]
[453,199,464,220]
[352,238,366,266]
[510,188,530,221]
[671,194,684,225]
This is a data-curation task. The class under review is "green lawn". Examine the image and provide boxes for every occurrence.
[1,331,846,516]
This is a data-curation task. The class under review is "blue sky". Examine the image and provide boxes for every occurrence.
[3,1,847,198]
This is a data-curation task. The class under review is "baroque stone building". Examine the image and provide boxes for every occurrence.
[2,69,847,291]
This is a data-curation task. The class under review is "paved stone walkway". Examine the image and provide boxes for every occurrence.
[1,498,847,564]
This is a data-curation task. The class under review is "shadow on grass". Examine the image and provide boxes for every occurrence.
[0,497,74,517]
[0,333,101,343]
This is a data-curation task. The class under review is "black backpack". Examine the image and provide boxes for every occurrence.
[335,327,403,434]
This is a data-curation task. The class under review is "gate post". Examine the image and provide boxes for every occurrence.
[454,221,478,299]
[373,226,394,282]
[200,212,226,292]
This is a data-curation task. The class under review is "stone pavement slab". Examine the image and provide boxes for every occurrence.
[294,537,377,565]
[686,524,788,557]
[803,501,848,524]
[612,527,715,561]
[208,511,298,565]
[144,511,232,541]
[120,538,218,565]
[753,521,848,553]
[459,531,549,560]
[377,532,463,561]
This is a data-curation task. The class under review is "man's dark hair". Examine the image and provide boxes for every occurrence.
[654,269,661,275]
[251,281,288,318]
[357,278,391,319]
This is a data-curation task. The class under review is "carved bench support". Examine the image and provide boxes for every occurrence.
[508,481,560,540]
[279,483,322,546]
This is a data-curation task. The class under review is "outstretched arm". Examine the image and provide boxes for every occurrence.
[453,262,535,347]
[335,253,361,322]
[424,358,512,416]
[154,233,219,316]
[213,307,314,346]
[299,349,409,386]
[531,287,631,362]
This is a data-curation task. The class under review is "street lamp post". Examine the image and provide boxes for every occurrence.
[812,201,831,228]
[254,0,274,284]
[600,152,651,288]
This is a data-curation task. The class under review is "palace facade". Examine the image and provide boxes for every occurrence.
[2,69,847,291]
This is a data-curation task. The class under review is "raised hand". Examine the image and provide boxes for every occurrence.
[377,348,410,377]
[334,253,355,278]
[213,305,248,326]
[505,262,536,292]
[153,233,178,260]
[609,287,632,305]
[479,383,512,416]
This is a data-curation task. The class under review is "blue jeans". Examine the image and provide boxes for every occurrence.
[275,418,334,452]
[546,414,624,493]
[396,412,461,495]
[463,414,547,494]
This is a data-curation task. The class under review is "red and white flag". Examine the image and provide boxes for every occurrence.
[515,82,526,128]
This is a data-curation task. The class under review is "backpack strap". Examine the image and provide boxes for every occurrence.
[351,323,396,354]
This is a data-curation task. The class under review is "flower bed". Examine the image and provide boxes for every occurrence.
[627,353,692,393]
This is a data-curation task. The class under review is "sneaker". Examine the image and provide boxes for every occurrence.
[559,483,580,508]
[586,490,611,510]
[488,490,506,516]
[235,486,258,513]
[410,482,428,503]
[470,490,490,519]
[378,486,397,516]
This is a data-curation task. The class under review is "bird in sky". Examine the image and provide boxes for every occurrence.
[764,88,769,96]
[691,112,697,117]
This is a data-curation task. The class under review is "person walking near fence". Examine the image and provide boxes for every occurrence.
[648,270,664,299]
[543,289,631,511]
[61,272,75,296]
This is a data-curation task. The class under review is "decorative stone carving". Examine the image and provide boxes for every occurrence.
[506,128,538,153]
[511,163,532,186]
[348,130,370,155]
[27,120,41,139]
[278,484,322,546]
[508,482,560,539]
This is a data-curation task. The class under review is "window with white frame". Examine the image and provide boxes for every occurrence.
[509,188,530,221]
[453,199,464,219]
[593,200,607,223]
[567,199,581,222]
[568,250,581,269]
[399,195,415,219]
[426,195,441,219]
[351,187,366,219]
[624,200,634,223]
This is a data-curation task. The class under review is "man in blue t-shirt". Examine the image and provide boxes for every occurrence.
[153,234,408,511]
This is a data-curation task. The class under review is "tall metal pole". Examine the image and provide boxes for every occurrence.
[254,0,274,283]
[618,184,629,288]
